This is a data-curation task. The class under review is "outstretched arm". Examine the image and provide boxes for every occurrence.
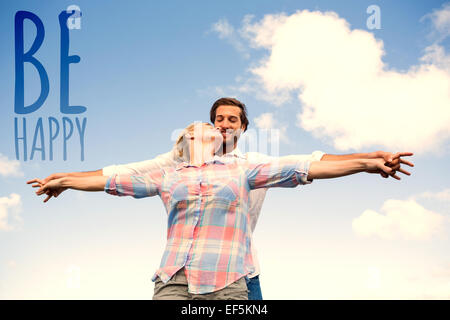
[27,170,103,202]
[321,151,414,179]
[36,176,108,198]
[27,150,176,202]
[307,158,393,180]
[247,158,399,190]
[35,170,163,201]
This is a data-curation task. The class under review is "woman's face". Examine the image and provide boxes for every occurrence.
[186,124,223,157]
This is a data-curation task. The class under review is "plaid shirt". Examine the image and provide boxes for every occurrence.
[105,156,311,294]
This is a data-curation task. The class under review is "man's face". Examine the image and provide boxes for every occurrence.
[214,105,245,146]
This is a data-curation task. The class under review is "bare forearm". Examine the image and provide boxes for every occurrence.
[321,153,373,161]
[60,176,108,191]
[308,159,368,180]
[66,169,103,177]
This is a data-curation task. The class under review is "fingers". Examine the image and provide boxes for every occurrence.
[31,183,43,188]
[27,178,48,189]
[382,152,414,178]
[391,175,401,180]
[399,158,414,167]
[32,182,64,203]
[391,152,414,162]
[381,166,400,180]
[43,194,52,203]
[27,174,61,187]
[390,171,401,180]
[27,178,43,185]
[41,188,64,202]
[386,161,412,176]
[378,164,401,180]
[388,162,401,171]
[385,165,401,180]
[31,177,65,203]
[42,189,58,203]
[386,156,414,167]
[380,172,389,179]
[397,167,411,176]
[36,185,48,196]
[54,188,64,197]
[394,152,414,158]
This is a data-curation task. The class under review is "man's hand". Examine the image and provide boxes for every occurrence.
[35,179,65,197]
[27,173,68,203]
[368,151,414,180]
[365,158,396,177]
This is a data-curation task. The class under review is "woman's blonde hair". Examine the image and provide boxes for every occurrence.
[174,122,213,161]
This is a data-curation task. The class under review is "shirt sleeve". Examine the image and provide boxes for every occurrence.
[102,150,177,176]
[310,150,325,161]
[104,169,164,199]
[245,159,311,190]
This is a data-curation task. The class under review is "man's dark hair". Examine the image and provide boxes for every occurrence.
[210,97,249,132]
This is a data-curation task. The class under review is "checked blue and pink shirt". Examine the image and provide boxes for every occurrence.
[105,156,312,294]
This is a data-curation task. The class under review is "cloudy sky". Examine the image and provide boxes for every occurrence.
[0,0,449,299]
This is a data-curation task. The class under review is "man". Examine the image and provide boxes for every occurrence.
[27,97,414,300]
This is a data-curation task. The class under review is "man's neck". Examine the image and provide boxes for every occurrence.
[216,142,237,156]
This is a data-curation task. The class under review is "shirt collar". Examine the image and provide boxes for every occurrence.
[175,155,230,171]
[220,147,246,160]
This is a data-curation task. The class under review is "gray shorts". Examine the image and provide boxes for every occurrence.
[152,268,248,300]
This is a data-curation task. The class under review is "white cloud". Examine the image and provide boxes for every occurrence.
[215,9,450,154]
[0,193,23,231]
[210,18,250,58]
[431,2,450,34]
[0,154,23,177]
[254,112,289,143]
[421,44,450,73]
[352,198,447,240]
[254,112,276,129]
[422,2,450,41]
[212,18,234,39]
[418,188,450,202]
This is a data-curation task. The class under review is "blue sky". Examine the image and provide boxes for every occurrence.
[0,0,449,299]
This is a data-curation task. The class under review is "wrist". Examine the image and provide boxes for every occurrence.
[367,151,382,159]
[360,159,370,171]
[59,177,71,188]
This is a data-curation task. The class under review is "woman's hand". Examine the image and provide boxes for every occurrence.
[35,178,66,199]
[28,173,69,202]
[368,151,414,179]
[365,158,397,178]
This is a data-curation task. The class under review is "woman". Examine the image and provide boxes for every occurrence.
[35,122,394,300]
